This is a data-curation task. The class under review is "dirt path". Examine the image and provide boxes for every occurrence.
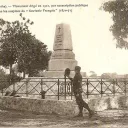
[0,109,128,128]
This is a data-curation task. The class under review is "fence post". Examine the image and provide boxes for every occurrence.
[101,79,103,97]
[1,87,3,96]
[26,79,28,97]
[13,83,15,92]
[113,79,115,96]
[87,79,89,98]
[124,78,127,96]
[40,78,46,99]
[71,80,73,100]
[41,78,43,92]
[64,76,66,100]
[58,79,60,100]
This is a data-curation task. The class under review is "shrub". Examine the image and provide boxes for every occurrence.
[0,69,22,90]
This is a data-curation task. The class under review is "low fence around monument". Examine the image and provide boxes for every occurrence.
[0,78,128,100]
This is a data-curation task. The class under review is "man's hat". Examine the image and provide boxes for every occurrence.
[64,68,70,76]
[75,66,81,71]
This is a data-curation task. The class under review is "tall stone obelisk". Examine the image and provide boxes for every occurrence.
[44,23,78,77]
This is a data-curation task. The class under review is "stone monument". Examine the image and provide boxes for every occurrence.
[43,23,86,77]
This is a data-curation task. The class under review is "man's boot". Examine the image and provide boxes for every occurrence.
[75,113,83,117]
[89,110,94,118]
[83,102,94,118]
[74,106,83,117]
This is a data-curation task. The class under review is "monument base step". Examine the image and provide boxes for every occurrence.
[39,71,86,77]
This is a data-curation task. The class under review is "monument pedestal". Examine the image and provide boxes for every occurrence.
[49,59,77,71]
[42,23,86,77]
[41,71,86,77]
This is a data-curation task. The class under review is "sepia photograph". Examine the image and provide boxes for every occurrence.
[0,0,128,127]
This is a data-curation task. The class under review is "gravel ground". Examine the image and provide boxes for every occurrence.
[0,109,128,128]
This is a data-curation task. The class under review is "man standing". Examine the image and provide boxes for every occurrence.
[65,66,94,118]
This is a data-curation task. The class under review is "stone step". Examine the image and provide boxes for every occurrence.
[95,109,128,118]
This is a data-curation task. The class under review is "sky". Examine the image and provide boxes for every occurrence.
[0,0,128,76]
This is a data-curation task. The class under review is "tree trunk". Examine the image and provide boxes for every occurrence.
[23,71,26,78]
[9,64,12,76]
[9,64,13,85]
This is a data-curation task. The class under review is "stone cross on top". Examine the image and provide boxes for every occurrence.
[58,26,61,33]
